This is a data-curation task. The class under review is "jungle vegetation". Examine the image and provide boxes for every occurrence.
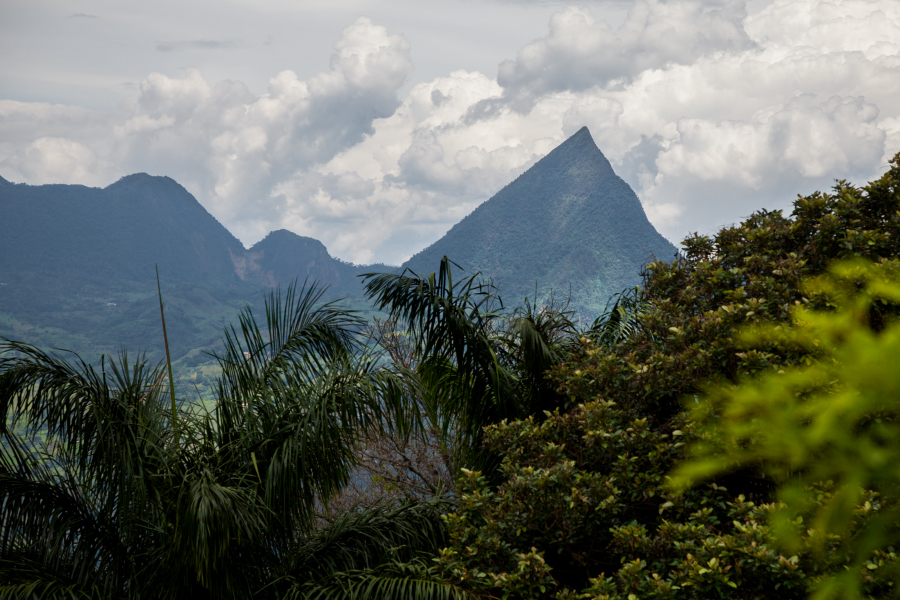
[2,154,900,599]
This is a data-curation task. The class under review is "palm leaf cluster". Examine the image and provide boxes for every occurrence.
[586,286,646,346]
[0,283,456,599]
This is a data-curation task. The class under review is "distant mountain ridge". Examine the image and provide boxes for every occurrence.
[1,127,676,363]
[235,229,363,293]
[0,173,385,363]
[0,174,370,294]
[403,127,677,315]
[0,173,244,288]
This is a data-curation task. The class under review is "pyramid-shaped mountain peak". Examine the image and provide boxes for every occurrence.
[549,126,610,164]
[509,125,617,190]
[402,127,677,315]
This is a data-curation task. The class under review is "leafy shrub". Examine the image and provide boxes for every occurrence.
[566,153,900,419]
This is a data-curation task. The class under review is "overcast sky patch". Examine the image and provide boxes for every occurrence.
[156,40,241,52]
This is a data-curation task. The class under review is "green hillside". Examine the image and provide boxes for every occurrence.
[0,174,264,366]
[241,229,365,295]
[402,127,677,316]
[0,173,244,288]
[0,175,379,370]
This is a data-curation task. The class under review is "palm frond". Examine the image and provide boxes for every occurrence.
[0,571,110,600]
[0,342,175,595]
[585,286,646,346]
[283,500,464,600]
[498,295,578,414]
[362,258,498,363]
[362,258,521,456]
[181,283,398,562]
[287,561,471,600]
[0,342,170,476]
[0,343,172,597]
[150,460,271,598]
[0,468,129,593]
[289,499,450,577]
[214,281,363,410]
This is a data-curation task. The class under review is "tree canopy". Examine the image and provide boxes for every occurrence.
[432,154,900,599]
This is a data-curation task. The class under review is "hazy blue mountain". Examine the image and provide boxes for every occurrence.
[0,173,244,289]
[0,174,376,366]
[1,175,264,365]
[402,127,677,316]
[238,229,363,294]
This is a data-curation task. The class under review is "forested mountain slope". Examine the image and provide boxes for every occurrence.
[242,229,366,295]
[0,174,264,364]
[0,173,243,288]
[402,127,677,315]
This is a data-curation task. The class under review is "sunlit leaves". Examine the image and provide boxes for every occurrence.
[676,260,900,599]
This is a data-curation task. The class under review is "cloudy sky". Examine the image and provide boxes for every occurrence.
[2,0,898,265]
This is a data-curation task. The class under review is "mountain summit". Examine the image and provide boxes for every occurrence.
[0,173,244,288]
[402,127,677,315]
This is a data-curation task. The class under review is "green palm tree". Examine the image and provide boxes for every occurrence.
[362,258,580,477]
[0,282,459,599]
[362,258,652,488]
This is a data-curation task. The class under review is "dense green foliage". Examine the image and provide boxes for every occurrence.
[678,260,900,599]
[437,401,819,599]
[403,127,677,317]
[432,155,900,599]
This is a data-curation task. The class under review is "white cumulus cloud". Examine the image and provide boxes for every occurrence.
[493,1,755,109]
